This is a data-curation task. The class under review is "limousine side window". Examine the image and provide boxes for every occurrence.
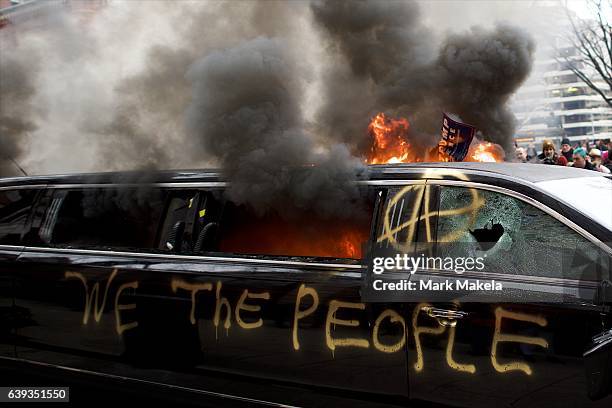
[0,189,37,245]
[435,186,603,280]
[39,187,166,251]
[157,187,375,260]
[156,187,378,260]
[215,201,374,260]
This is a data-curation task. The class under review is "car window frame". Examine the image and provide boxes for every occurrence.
[159,185,385,264]
[14,178,606,277]
[16,182,386,269]
[422,179,612,287]
[31,185,168,252]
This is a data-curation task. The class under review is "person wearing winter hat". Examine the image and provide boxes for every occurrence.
[572,147,595,170]
[560,137,574,162]
[589,148,611,173]
[537,140,561,165]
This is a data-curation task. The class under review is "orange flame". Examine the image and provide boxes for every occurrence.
[367,113,418,164]
[218,212,369,259]
[366,112,503,164]
[469,142,502,162]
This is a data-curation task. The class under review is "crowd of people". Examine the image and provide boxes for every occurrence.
[515,138,612,173]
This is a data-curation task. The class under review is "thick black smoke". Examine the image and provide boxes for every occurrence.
[91,1,309,171]
[311,0,436,153]
[311,0,535,153]
[185,37,364,219]
[0,54,39,177]
[435,24,536,150]
[1,0,535,220]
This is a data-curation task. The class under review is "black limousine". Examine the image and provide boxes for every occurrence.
[1,162,611,407]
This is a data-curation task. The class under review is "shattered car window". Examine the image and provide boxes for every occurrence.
[436,186,603,281]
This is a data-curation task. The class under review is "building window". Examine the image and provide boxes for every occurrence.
[564,100,586,110]
[565,114,590,123]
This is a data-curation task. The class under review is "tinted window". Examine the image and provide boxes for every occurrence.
[436,186,605,280]
[0,189,36,245]
[40,187,165,251]
[158,188,377,260]
[217,202,373,260]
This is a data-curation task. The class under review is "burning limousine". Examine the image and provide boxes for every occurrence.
[0,162,611,407]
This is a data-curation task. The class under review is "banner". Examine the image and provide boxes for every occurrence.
[438,113,476,161]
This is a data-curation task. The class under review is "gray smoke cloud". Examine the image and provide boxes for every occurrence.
[185,37,364,218]
[101,1,366,218]
[310,0,436,155]
[88,1,313,172]
[0,53,39,176]
[311,0,535,153]
[1,0,537,217]
[434,24,535,150]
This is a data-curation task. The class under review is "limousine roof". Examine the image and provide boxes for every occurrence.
[1,162,611,241]
[0,162,607,188]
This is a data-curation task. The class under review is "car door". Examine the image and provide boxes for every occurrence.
[14,185,166,364]
[11,181,415,405]
[0,187,39,358]
[131,184,413,402]
[406,182,612,408]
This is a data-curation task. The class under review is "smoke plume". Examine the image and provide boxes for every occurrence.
[435,24,535,150]
[0,53,39,176]
[311,0,535,153]
[185,37,364,218]
[0,0,536,217]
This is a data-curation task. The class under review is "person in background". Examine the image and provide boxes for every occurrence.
[596,139,608,153]
[537,140,562,165]
[515,147,528,163]
[589,148,611,173]
[572,147,596,170]
[581,140,589,151]
[604,140,612,172]
[599,139,610,158]
[560,137,574,162]
[526,144,537,161]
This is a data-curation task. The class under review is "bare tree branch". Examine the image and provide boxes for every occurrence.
[558,0,612,108]
[596,0,612,61]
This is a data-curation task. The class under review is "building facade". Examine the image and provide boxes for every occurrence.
[512,41,612,148]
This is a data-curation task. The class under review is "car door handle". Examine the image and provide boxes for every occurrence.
[422,307,468,327]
